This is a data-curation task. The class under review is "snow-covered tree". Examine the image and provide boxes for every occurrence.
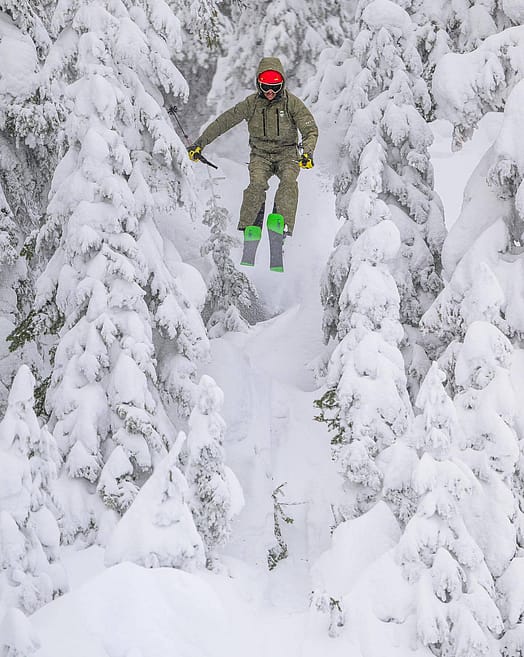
[164,0,228,136]
[176,0,223,48]
[432,26,524,150]
[423,58,524,352]
[0,607,40,657]
[422,253,509,366]
[28,0,210,541]
[397,362,504,656]
[201,203,260,337]
[0,365,66,618]
[498,557,524,657]
[181,375,243,565]
[452,320,524,656]
[398,0,518,116]
[0,181,21,416]
[316,219,413,521]
[104,432,205,571]
[314,0,445,400]
[0,9,61,414]
[453,322,520,576]
[0,0,50,58]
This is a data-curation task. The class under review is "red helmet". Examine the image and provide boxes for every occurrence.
[258,70,283,85]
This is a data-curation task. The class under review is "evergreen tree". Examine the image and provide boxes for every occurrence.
[316,218,413,521]
[105,432,205,570]
[0,180,20,415]
[423,50,524,355]
[432,28,524,149]
[498,557,524,657]
[451,322,524,657]
[0,8,61,414]
[397,362,503,656]
[0,607,40,657]
[201,203,260,337]
[397,0,517,116]
[0,365,66,618]
[454,322,520,572]
[29,0,210,540]
[314,0,446,400]
[166,0,226,136]
[422,258,508,370]
[181,374,243,565]
[0,0,50,57]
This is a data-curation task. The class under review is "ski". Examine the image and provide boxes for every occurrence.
[240,225,262,266]
[267,213,285,272]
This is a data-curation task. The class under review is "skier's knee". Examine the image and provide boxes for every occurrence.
[247,177,269,193]
[280,174,298,188]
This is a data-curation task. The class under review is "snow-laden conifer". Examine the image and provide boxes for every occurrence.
[163,0,226,136]
[451,323,524,656]
[0,607,40,657]
[422,254,508,359]
[423,74,524,349]
[396,362,503,656]
[180,375,243,565]
[105,432,205,571]
[316,216,413,521]
[0,10,60,415]
[177,0,222,48]
[0,365,66,618]
[453,322,520,577]
[433,26,524,150]
[0,180,20,414]
[31,0,210,540]
[498,558,524,657]
[399,0,518,117]
[201,203,259,337]
[313,0,445,399]
[0,0,50,59]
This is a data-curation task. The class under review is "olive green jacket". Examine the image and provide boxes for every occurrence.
[196,57,318,157]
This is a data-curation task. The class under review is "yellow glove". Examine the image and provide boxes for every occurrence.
[188,145,202,162]
[299,153,314,169]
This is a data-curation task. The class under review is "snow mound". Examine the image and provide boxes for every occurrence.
[32,562,230,657]
[312,501,401,598]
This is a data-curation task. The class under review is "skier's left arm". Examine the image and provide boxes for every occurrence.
[292,96,318,160]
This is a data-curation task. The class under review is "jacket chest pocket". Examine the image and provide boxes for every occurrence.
[248,109,267,139]
[274,108,296,142]
[249,106,297,141]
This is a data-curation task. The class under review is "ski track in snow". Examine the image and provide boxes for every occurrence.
[199,150,341,653]
[51,148,341,657]
[45,115,498,656]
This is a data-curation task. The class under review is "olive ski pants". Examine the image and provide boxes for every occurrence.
[238,147,300,235]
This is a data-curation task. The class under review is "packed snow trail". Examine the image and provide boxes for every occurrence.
[34,153,344,657]
[188,136,344,654]
[26,104,507,657]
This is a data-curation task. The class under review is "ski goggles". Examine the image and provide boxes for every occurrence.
[260,82,283,94]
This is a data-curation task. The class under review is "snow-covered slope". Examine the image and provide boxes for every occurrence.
[24,148,346,657]
[17,107,495,657]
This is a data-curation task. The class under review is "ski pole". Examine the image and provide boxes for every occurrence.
[167,106,218,169]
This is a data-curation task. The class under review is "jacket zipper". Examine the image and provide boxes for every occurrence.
[276,109,280,136]
[263,108,266,137]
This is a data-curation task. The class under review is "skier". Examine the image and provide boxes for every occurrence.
[188,57,318,238]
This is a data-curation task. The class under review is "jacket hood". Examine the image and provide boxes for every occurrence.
[256,57,285,83]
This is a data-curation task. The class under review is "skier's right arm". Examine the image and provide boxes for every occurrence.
[195,98,251,149]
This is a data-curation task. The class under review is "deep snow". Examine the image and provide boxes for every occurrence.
[25,113,502,657]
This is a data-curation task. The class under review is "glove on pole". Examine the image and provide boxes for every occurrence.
[167,106,218,169]
[299,153,314,169]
